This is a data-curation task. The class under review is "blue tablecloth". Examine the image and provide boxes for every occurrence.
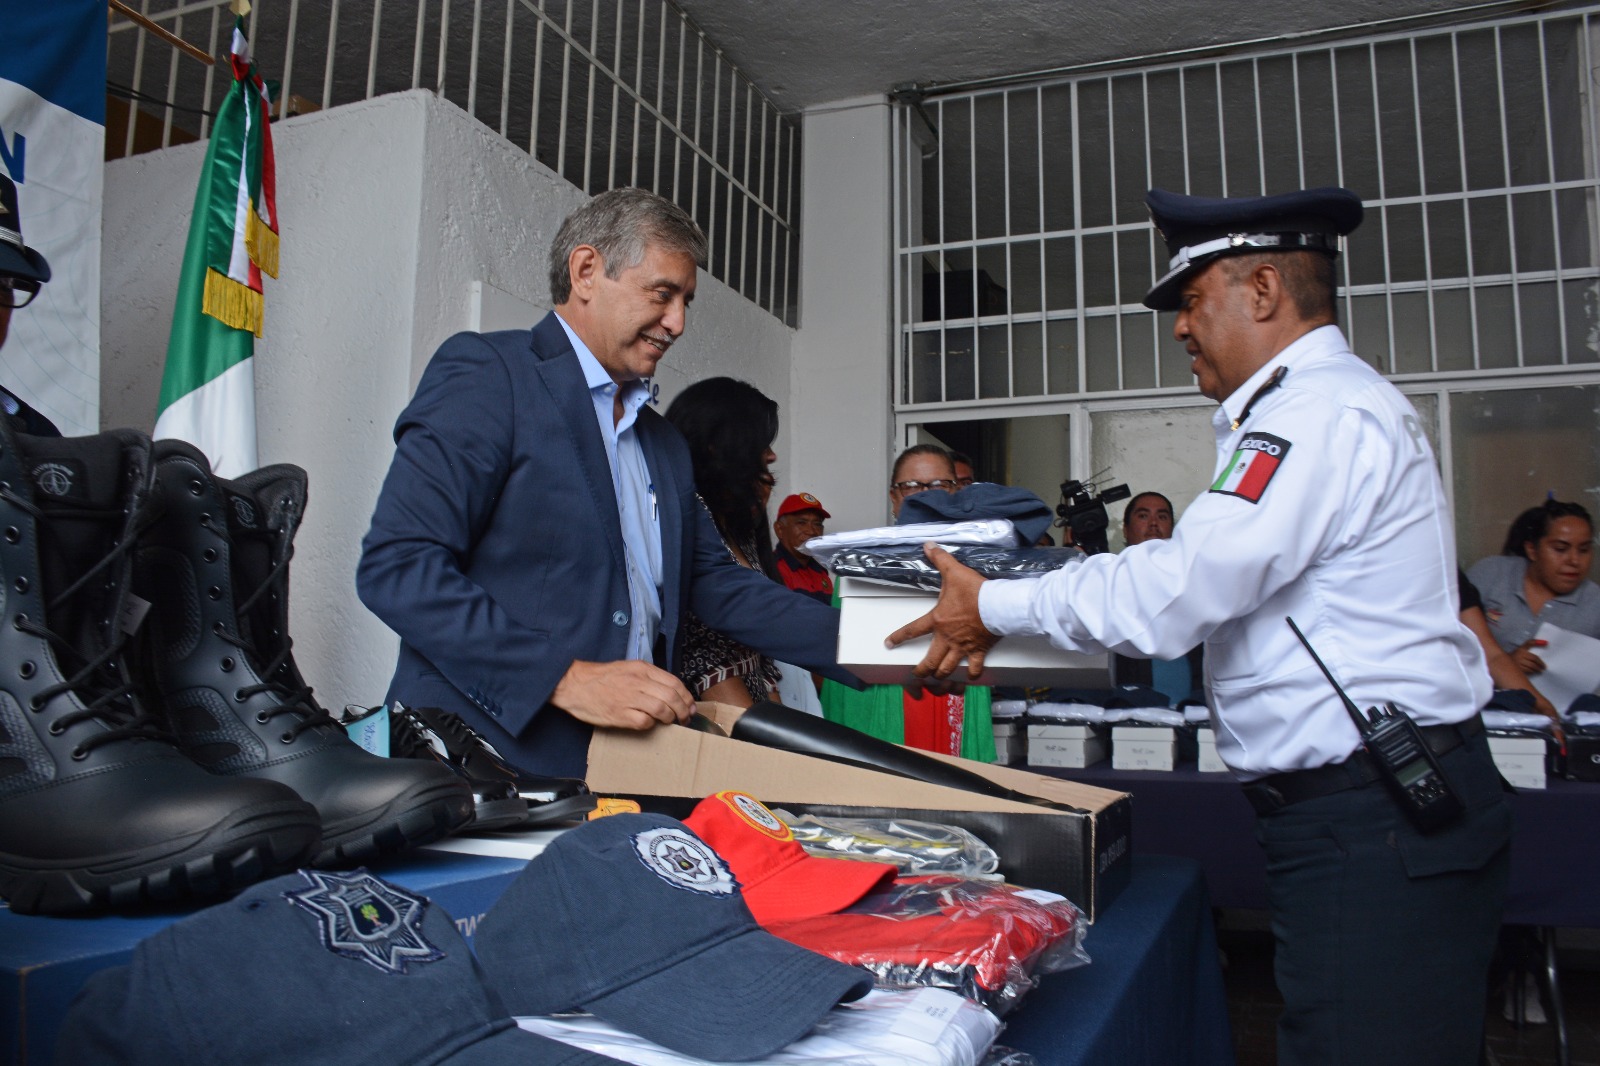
[1005,854,1235,1066]
[1039,765,1600,928]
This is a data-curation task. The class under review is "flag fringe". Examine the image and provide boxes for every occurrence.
[202,267,264,337]
[245,207,279,278]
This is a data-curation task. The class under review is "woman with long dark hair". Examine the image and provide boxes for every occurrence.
[1468,498,1600,680]
[665,377,783,706]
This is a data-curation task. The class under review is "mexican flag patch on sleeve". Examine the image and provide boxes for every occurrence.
[1211,433,1292,504]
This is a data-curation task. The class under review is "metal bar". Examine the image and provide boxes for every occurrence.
[323,0,342,112]
[200,3,220,138]
[1108,77,1124,389]
[1330,47,1352,336]
[435,0,451,98]
[631,0,645,187]
[556,0,572,177]
[160,10,182,148]
[1144,72,1160,387]
[582,0,599,192]
[768,106,782,311]
[652,3,666,192]
[411,0,426,90]
[753,96,768,303]
[280,0,301,119]
[1409,36,1439,373]
[1037,85,1050,394]
[1292,52,1305,188]
[367,0,384,99]
[1451,31,1481,369]
[690,31,703,214]
[528,0,545,157]
[1369,42,1397,374]
[1537,20,1567,363]
[1215,64,1227,196]
[1252,59,1265,194]
[1178,59,1190,193]
[968,94,979,400]
[606,0,624,190]
[1002,90,1015,398]
[740,81,754,295]
[124,0,150,158]
[467,0,483,117]
[894,107,906,405]
[1493,26,1525,366]
[672,12,685,202]
[936,96,946,403]
[1073,80,1087,396]
[500,0,515,136]
[709,51,724,273]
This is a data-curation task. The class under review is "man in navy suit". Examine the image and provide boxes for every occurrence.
[358,189,852,778]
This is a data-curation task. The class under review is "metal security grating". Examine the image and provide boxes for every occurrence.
[107,0,801,324]
[894,7,1600,409]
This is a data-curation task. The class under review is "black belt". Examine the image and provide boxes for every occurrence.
[1242,714,1484,816]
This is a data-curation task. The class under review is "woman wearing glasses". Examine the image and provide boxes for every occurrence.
[822,445,996,761]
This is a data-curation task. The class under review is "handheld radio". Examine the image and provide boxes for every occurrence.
[1285,618,1464,833]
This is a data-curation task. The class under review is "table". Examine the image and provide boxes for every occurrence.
[1030,765,1600,927]
[1006,854,1235,1066]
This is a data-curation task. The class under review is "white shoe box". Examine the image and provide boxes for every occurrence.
[1026,724,1108,769]
[992,734,1025,765]
[1112,726,1177,771]
[1489,736,1547,790]
[1196,727,1228,773]
[992,721,1021,739]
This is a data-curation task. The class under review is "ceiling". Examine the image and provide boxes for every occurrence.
[670,0,1545,111]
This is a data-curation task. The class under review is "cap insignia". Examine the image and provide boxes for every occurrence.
[632,826,738,897]
[284,869,445,974]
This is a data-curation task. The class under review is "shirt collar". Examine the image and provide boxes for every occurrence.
[1215,323,1347,430]
[555,312,653,414]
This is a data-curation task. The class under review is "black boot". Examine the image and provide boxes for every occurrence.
[0,428,321,915]
[402,705,596,826]
[385,705,530,831]
[133,441,472,866]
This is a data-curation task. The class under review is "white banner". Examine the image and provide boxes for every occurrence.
[0,0,106,436]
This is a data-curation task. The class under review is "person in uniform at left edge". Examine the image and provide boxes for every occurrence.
[0,173,61,436]
[890,185,1511,1066]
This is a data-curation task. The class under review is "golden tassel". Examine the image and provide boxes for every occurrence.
[202,268,265,337]
[245,208,280,279]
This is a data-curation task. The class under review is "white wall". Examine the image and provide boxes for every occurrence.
[787,96,896,532]
[101,89,795,712]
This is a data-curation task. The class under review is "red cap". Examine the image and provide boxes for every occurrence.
[685,791,896,924]
[776,493,830,520]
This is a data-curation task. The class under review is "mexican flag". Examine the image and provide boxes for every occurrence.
[153,3,277,478]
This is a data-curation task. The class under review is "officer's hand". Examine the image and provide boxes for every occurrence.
[551,659,695,730]
[885,543,1001,681]
[1511,638,1548,675]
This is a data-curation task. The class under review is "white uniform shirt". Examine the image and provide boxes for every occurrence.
[980,325,1488,779]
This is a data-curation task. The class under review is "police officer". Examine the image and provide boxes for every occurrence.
[890,187,1511,1065]
[0,172,61,436]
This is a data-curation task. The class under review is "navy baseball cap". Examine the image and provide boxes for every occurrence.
[52,869,617,1066]
[1143,186,1363,311]
[473,813,874,1062]
[0,173,50,284]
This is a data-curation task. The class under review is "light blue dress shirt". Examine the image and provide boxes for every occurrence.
[557,315,664,662]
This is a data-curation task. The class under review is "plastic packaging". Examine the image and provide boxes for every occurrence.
[765,875,1089,1017]
[802,520,1019,569]
[777,811,1001,879]
[828,545,1083,591]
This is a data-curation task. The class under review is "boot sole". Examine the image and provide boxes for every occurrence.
[468,795,534,832]
[312,779,474,867]
[0,801,321,916]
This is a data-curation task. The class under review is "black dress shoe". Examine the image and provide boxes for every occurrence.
[404,705,597,826]
[385,706,530,832]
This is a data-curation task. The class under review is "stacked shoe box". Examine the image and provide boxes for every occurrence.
[1111,726,1178,771]
[1195,728,1228,773]
[1488,735,1548,789]
[992,720,1025,765]
[1026,724,1108,769]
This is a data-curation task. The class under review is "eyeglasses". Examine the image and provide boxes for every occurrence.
[954,477,975,488]
[0,277,40,310]
[891,479,958,494]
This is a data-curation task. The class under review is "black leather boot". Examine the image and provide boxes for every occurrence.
[0,428,321,915]
[403,705,596,826]
[386,705,530,831]
[133,441,472,866]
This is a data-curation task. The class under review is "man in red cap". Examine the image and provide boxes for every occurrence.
[772,492,833,605]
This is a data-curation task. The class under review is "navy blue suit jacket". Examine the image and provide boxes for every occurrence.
[358,312,852,777]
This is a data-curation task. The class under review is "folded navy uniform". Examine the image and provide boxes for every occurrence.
[54,869,618,1066]
[896,482,1055,546]
[473,812,873,1062]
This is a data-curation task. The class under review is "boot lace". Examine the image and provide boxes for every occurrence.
[0,485,169,757]
[201,513,336,741]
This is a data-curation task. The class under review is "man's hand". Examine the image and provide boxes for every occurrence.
[551,659,695,730]
[1511,638,1548,675]
[885,543,1002,681]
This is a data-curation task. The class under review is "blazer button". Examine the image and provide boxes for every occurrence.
[611,610,629,627]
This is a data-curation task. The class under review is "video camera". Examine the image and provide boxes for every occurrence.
[1056,473,1130,556]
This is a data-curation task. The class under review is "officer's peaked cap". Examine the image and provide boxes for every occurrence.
[1143,186,1363,311]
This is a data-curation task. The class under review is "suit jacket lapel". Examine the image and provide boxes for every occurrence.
[527,313,628,577]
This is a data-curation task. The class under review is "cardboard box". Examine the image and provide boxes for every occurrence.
[1027,723,1101,741]
[1112,726,1177,771]
[0,849,531,1066]
[1489,736,1548,790]
[1196,728,1229,773]
[587,703,1131,921]
[1028,734,1109,769]
[834,577,1111,687]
